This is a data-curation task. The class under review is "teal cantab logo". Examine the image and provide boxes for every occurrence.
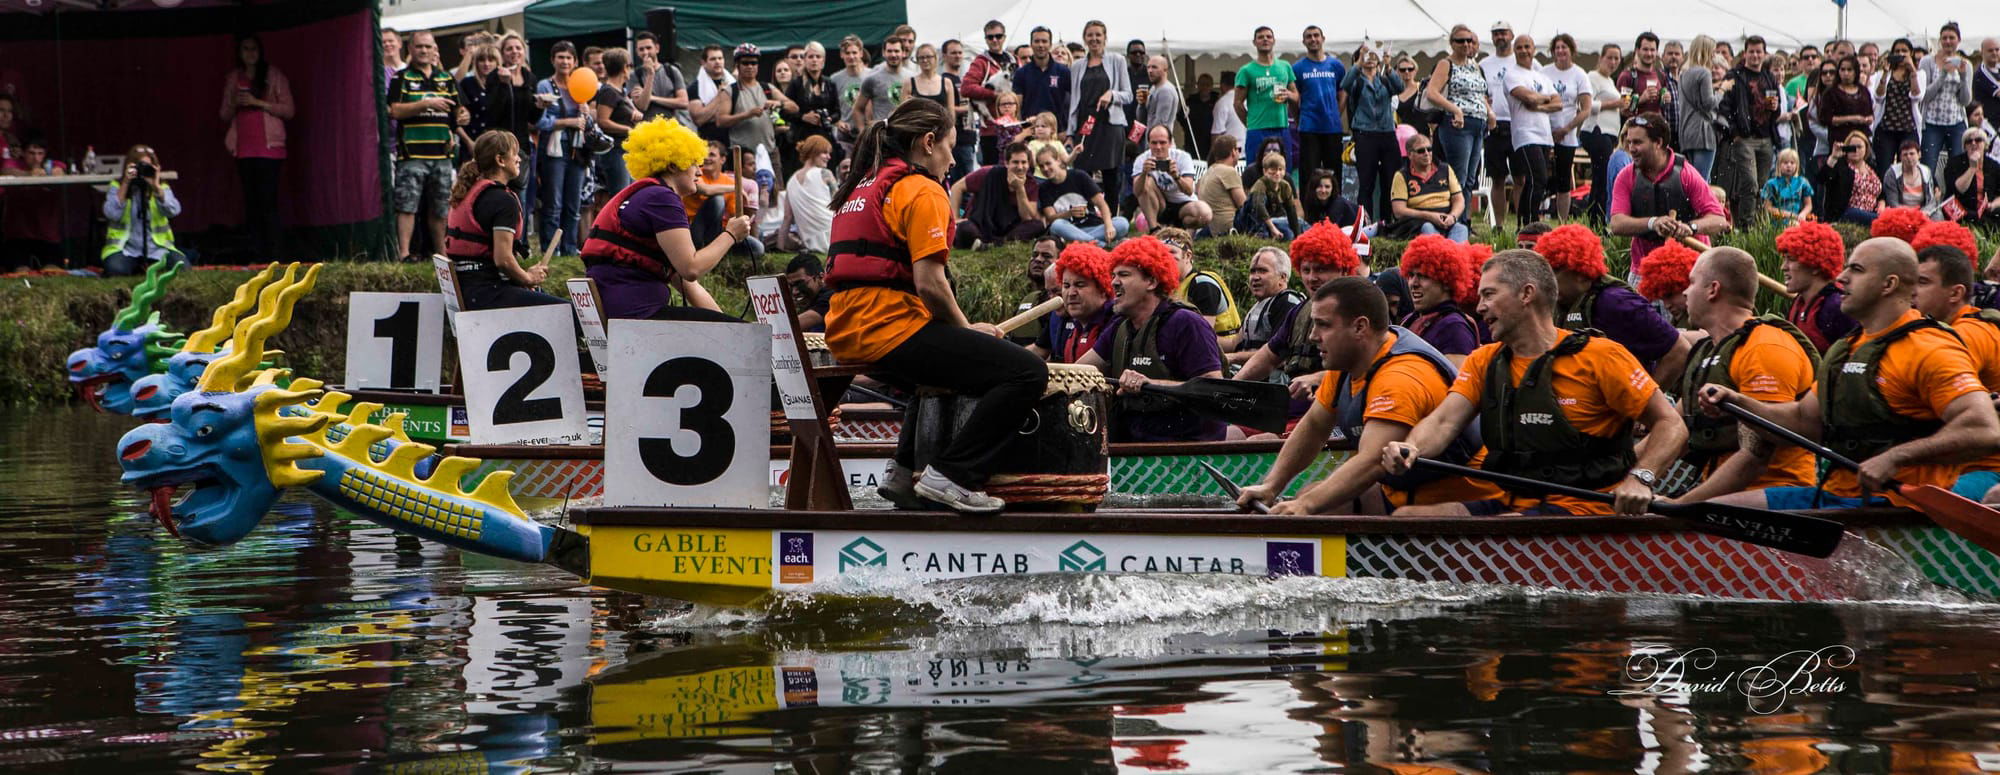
[839,537,886,571]
[1059,540,1106,571]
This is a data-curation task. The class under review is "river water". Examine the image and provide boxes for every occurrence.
[7,405,2000,772]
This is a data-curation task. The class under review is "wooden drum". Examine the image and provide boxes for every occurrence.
[910,363,1110,510]
[800,332,835,368]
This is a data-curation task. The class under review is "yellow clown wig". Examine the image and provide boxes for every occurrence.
[622,117,707,181]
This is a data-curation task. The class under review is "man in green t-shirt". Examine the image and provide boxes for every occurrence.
[1234,26,1298,173]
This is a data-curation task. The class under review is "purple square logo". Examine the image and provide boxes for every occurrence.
[1266,541,1315,577]
[780,532,813,566]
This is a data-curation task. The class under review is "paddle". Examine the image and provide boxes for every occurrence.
[846,383,908,409]
[1198,460,1270,514]
[1138,377,1290,435]
[1408,456,1846,558]
[1669,231,1793,299]
[1714,398,2000,557]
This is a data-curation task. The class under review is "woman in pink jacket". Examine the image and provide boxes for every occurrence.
[221,33,295,260]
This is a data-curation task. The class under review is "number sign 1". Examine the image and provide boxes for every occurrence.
[604,319,772,508]
[454,305,588,445]
[344,292,444,391]
[565,277,611,375]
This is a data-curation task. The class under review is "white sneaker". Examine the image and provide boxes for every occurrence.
[913,466,1005,514]
[877,463,921,510]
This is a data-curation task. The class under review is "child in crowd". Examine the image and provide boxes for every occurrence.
[1241,152,1305,238]
[988,92,1025,154]
[1015,111,1064,173]
[1761,148,1815,224]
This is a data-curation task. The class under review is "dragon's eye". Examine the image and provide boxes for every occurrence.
[196,425,214,438]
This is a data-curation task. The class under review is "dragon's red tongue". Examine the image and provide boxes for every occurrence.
[77,382,103,413]
[148,485,181,538]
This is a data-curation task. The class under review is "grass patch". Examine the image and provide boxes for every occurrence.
[10,222,1996,406]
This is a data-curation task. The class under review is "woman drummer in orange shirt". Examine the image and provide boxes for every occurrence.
[821,99,1049,513]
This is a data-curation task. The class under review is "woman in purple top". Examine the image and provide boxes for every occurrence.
[580,117,749,322]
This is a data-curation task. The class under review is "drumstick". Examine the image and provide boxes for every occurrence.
[536,229,562,269]
[995,296,1064,335]
[731,147,745,217]
[1661,210,1792,299]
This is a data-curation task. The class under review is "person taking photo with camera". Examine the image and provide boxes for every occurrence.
[101,145,187,277]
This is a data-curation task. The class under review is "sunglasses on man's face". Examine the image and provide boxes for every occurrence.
[1452,38,1478,45]
[1410,146,1433,153]
[1398,66,1416,72]
[986,33,1006,40]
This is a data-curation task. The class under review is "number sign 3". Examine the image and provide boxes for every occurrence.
[455,305,588,445]
[344,292,444,391]
[604,319,771,508]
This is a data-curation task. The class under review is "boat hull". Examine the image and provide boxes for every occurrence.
[569,507,1997,605]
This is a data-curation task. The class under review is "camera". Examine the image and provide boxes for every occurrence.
[135,161,156,179]
[1844,144,1864,153]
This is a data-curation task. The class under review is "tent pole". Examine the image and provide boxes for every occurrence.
[1160,36,1202,161]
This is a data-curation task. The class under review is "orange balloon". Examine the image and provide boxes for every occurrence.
[566,67,600,103]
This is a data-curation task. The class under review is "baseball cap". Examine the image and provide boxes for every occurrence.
[1491,21,1513,33]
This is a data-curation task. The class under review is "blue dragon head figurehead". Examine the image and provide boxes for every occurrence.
[69,259,186,414]
[118,264,325,543]
[130,266,280,421]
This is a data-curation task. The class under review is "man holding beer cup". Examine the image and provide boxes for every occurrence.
[1721,35,1783,225]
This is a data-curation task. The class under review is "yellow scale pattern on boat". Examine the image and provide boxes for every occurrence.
[337,468,484,540]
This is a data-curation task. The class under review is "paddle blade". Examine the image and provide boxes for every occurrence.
[1198,460,1269,513]
[1145,378,1290,434]
[1654,500,1847,559]
[1898,484,2000,557]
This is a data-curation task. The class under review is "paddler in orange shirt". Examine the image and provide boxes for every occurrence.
[1909,239,2000,502]
[1700,237,2000,510]
[821,99,1048,513]
[1236,277,1498,514]
[1382,249,1688,516]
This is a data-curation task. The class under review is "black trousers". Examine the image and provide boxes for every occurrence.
[461,278,567,310]
[1510,144,1552,228]
[1580,129,1618,223]
[871,321,1048,487]
[1352,131,1401,221]
[236,157,284,259]
[1298,131,1345,183]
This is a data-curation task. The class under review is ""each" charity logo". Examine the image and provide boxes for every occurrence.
[1059,540,1106,571]
[839,537,886,570]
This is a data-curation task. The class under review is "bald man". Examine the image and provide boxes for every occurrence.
[1699,238,2000,510]
[1665,248,1822,502]
[1141,55,1182,140]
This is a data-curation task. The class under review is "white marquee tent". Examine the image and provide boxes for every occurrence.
[912,0,2000,57]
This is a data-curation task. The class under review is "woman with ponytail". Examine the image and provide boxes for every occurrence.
[579,116,747,322]
[824,98,1049,513]
[445,130,565,310]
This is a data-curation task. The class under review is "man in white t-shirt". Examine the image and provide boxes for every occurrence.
[1131,124,1211,233]
[1504,35,1562,230]
[1213,71,1248,147]
[1480,21,1517,227]
[1540,33,1595,220]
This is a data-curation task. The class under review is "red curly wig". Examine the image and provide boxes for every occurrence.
[1636,241,1699,302]
[1109,236,1181,295]
[1870,207,1930,243]
[1911,220,1980,259]
[1289,220,1361,274]
[1054,242,1113,294]
[1534,224,1607,277]
[1774,221,1845,279]
[1399,235,1476,306]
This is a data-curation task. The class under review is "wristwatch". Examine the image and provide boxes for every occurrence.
[1629,468,1659,490]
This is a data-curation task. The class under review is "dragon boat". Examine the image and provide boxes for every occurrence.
[67,260,189,415]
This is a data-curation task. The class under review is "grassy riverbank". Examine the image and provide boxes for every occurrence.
[9,223,1992,406]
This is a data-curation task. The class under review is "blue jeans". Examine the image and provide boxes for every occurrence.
[1245,127,1294,170]
[517,138,538,239]
[952,142,978,182]
[1762,486,1890,511]
[690,195,765,259]
[1048,216,1130,247]
[1439,117,1485,195]
[104,248,189,277]
[1839,206,1878,226]
[593,144,631,196]
[538,155,587,255]
[1244,215,1304,239]
[1923,121,1966,176]
[1685,148,1716,180]
[1418,220,1471,242]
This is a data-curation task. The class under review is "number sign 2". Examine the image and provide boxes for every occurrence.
[345,292,444,391]
[455,305,588,445]
[604,319,771,508]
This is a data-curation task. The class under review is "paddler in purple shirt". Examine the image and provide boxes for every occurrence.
[1076,236,1226,441]
[1533,222,1692,384]
[1774,220,1859,353]
[1396,234,1486,364]
[579,117,747,322]
[1232,221,1364,435]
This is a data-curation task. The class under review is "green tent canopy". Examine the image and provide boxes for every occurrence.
[525,0,904,50]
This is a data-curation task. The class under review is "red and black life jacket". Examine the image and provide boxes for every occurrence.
[825,158,952,293]
[445,178,522,280]
[581,177,677,281]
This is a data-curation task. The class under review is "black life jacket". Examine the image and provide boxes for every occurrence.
[1560,275,1633,331]
[1109,301,1201,416]
[1477,331,1637,491]
[1817,317,1958,464]
[1626,152,1695,221]
[1330,327,1484,493]
[1278,301,1322,377]
[1402,301,1481,350]
[1676,315,1820,466]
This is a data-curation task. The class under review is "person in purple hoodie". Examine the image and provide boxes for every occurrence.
[1077,236,1225,441]
[1536,222,1691,384]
